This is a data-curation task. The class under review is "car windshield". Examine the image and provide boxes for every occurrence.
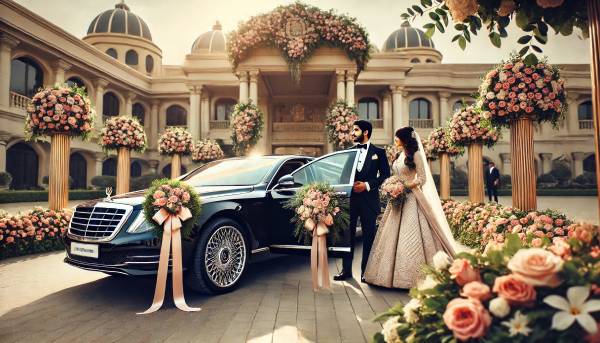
[182,157,280,186]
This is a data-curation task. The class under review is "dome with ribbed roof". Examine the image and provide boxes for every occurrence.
[87,1,152,41]
[191,21,226,54]
[383,22,434,51]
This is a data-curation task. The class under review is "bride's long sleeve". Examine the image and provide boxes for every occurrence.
[407,153,426,188]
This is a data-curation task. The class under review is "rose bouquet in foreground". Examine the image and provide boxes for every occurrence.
[380,175,411,206]
[374,223,600,343]
[100,116,146,152]
[284,182,349,244]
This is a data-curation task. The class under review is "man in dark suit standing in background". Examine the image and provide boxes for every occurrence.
[334,120,390,283]
[485,161,500,203]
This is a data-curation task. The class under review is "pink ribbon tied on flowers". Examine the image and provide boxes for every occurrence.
[138,206,200,315]
[304,214,334,292]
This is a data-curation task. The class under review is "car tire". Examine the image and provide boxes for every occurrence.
[185,217,249,294]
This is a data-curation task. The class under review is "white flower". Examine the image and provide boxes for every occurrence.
[501,311,532,337]
[432,251,452,270]
[417,275,438,291]
[489,297,510,318]
[403,298,421,324]
[381,316,402,343]
[543,285,600,334]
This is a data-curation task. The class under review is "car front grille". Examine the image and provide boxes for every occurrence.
[68,203,132,242]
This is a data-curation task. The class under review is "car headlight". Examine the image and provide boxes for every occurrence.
[126,212,154,234]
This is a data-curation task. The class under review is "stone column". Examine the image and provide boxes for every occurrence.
[148,160,159,174]
[336,70,346,101]
[382,90,393,138]
[391,86,404,131]
[0,135,9,172]
[200,87,210,139]
[499,153,511,175]
[150,100,159,149]
[249,70,259,104]
[188,85,201,140]
[52,60,71,85]
[238,71,249,103]
[346,70,356,105]
[94,152,104,177]
[125,91,135,117]
[566,92,580,132]
[572,152,586,177]
[439,91,451,126]
[540,153,553,175]
[94,78,108,129]
[0,34,19,109]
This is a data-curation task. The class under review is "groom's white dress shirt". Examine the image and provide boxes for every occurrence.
[356,141,371,191]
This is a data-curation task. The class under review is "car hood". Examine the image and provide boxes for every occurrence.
[78,185,255,208]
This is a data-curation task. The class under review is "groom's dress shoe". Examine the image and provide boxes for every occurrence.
[333,271,352,281]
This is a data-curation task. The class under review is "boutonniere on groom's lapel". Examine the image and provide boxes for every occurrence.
[371,154,378,160]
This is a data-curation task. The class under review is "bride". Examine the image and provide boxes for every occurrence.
[363,126,457,289]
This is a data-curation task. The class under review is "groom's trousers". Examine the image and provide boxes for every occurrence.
[343,196,378,276]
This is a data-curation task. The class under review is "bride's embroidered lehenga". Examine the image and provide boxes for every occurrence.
[363,149,456,289]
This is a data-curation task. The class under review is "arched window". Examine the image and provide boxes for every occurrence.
[102,92,120,119]
[410,58,420,63]
[130,161,142,177]
[66,76,86,95]
[7,142,38,189]
[162,164,187,178]
[357,97,380,120]
[409,98,431,119]
[166,105,187,126]
[10,57,44,97]
[578,101,593,129]
[453,101,464,113]
[125,50,138,66]
[106,48,118,59]
[214,98,236,121]
[69,153,87,189]
[426,58,436,63]
[132,103,145,125]
[102,158,117,176]
[145,55,154,73]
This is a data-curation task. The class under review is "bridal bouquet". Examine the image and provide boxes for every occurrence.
[449,105,500,148]
[158,127,193,156]
[380,176,410,206]
[479,55,566,128]
[325,101,359,150]
[285,183,349,244]
[230,101,264,156]
[426,127,464,157]
[25,85,94,141]
[374,224,600,343]
[192,139,225,163]
[100,116,146,153]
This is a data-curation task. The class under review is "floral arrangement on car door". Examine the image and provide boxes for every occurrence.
[285,182,349,291]
[139,179,202,314]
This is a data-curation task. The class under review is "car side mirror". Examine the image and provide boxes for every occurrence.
[276,174,294,188]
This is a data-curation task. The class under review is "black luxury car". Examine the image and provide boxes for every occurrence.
[64,149,361,294]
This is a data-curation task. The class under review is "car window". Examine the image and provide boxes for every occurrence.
[292,151,357,186]
[182,158,279,186]
[270,159,307,188]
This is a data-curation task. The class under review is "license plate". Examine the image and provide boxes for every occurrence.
[71,242,99,259]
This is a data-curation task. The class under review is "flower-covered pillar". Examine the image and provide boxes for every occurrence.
[426,127,463,201]
[439,153,451,200]
[49,134,70,210]
[116,147,130,194]
[159,127,193,179]
[449,106,499,204]
[588,0,600,217]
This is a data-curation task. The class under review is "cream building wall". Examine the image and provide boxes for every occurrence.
[0,0,594,190]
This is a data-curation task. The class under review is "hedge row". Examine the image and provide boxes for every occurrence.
[0,190,105,204]
[450,188,598,196]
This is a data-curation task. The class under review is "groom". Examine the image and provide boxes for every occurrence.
[334,120,390,282]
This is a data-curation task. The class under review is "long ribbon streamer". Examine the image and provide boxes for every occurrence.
[307,220,331,291]
[138,207,201,314]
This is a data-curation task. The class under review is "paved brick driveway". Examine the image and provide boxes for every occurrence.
[0,243,410,343]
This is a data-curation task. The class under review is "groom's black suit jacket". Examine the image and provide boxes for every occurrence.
[350,143,390,214]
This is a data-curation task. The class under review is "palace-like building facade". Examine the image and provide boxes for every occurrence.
[0,1,595,189]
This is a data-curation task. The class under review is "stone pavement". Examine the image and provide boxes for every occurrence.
[0,244,410,343]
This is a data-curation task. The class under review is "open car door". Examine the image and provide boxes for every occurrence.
[269,149,359,258]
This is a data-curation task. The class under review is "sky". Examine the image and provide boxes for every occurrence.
[14,0,592,66]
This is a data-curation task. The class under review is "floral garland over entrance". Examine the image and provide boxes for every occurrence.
[226,2,371,82]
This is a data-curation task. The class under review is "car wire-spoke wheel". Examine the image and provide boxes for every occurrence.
[204,225,246,288]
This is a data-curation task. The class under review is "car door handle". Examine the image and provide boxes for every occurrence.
[334,191,347,196]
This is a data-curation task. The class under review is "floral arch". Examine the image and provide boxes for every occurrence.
[226,2,371,82]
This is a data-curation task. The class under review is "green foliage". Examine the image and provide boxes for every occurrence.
[131,173,163,191]
[573,171,597,187]
[0,172,12,187]
[537,172,557,184]
[91,175,116,189]
[550,161,572,185]
[0,189,104,203]
[142,179,202,239]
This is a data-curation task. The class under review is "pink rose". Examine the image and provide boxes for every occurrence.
[460,281,491,301]
[449,259,480,286]
[443,298,491,341]
[493,274,537,305]
[507,248,563,287]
